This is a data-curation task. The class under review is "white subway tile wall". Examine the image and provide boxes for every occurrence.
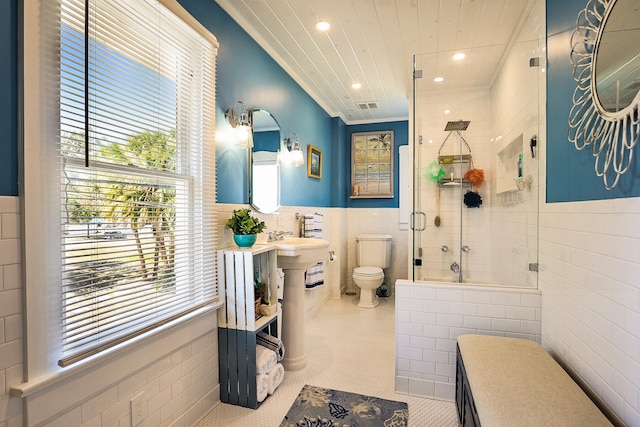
[395,280,541,401]
[0,196,22,427]
[413,87,495,284]
[539,196,640,426]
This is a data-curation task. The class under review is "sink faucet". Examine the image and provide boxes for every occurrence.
[267,230,293,242]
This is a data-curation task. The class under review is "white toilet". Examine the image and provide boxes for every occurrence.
[353,234,392,308]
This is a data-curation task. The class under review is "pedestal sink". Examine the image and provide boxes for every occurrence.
[275,237,328,371]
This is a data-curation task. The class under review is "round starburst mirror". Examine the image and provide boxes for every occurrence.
[569,0,640,189]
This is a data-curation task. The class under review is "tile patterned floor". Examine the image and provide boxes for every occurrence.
[196,296,458,426]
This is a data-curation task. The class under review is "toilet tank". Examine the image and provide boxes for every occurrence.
[356,234,393,268]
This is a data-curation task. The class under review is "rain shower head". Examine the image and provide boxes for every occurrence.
[444,120,470,131]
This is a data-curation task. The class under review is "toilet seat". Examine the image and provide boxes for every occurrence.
[353,266,384,278]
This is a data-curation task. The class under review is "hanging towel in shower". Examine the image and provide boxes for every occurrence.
[256,374,269,402]
[305,262,324,289]
[267,363,285,395]
[257,331,285,361]
[256,344,277,375]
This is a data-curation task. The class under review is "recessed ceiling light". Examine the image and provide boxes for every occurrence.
[434,77,444,83]
[351,82,362,89]
[316,21,330,31]
[444,109,451,114]
[452,52,466,61]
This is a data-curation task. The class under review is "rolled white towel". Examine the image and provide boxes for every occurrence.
[267,362,285,395]
[256,374,269,402]
[256,344,277,375]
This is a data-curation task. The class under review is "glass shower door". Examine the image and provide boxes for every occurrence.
[410,18,543,287]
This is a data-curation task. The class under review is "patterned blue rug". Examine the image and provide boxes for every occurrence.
[280,384,409,426]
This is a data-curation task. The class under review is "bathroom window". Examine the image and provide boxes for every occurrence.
[24,0,218,369]
[351,131,394,198]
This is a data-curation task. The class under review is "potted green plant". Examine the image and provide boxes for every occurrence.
[225,208,266,247]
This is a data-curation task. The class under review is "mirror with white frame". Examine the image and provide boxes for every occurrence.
[569,0,640,189]
[250,109,281,213]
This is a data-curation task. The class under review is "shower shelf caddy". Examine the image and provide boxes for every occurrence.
[438,154,472,187]
[218,245,280,409]
[437,120,473,188]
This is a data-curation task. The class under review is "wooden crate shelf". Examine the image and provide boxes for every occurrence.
[217,245,281,409]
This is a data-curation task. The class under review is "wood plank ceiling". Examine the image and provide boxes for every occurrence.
[215,0,536,124]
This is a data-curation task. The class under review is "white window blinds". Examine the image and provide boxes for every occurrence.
[46,0,218,366]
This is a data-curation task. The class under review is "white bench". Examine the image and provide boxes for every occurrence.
[456,335,613,427]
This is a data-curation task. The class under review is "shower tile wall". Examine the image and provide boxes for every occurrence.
[0,196,22,426]
[395,280,541,401]
[489,1,545,289]
[414,0,544,288]
[413,87,493,283]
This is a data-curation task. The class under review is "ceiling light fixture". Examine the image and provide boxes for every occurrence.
[351,82,362,89]
[452,52,466,61]
[316,21,330,31]
[444,109,451,115]
[434,77,444,83]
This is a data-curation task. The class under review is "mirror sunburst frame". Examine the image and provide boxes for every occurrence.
[569,0,640,190]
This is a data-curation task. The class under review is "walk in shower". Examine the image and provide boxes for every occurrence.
[409,18,544,287]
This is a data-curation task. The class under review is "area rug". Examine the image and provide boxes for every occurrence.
[280,384,409,427]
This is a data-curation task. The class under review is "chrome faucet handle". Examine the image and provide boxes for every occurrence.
[267,230,293,242]
[276,231,293,240]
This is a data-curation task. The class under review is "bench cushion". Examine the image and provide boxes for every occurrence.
[457,335,612,427]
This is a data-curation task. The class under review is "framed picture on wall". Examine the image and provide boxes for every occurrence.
[351,131,394,198]
[307,145,322,179]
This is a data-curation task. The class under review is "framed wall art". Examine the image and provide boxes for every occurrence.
[351,131,394,198]
[307,145,322,179]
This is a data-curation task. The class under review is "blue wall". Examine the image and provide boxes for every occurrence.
[546,0,640,202]
[0,0,18,196]
[345,121,408,208]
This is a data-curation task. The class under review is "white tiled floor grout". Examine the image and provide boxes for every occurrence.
[196,295,458,426]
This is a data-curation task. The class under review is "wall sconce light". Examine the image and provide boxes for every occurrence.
[277,139,292,165]
[282,133,304,167]
[225,101,253,148]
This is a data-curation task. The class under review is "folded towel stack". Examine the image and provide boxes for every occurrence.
[267,363,285,395]
[256,374,269,402]
[257,331,285,361]
[256,344,277,375]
